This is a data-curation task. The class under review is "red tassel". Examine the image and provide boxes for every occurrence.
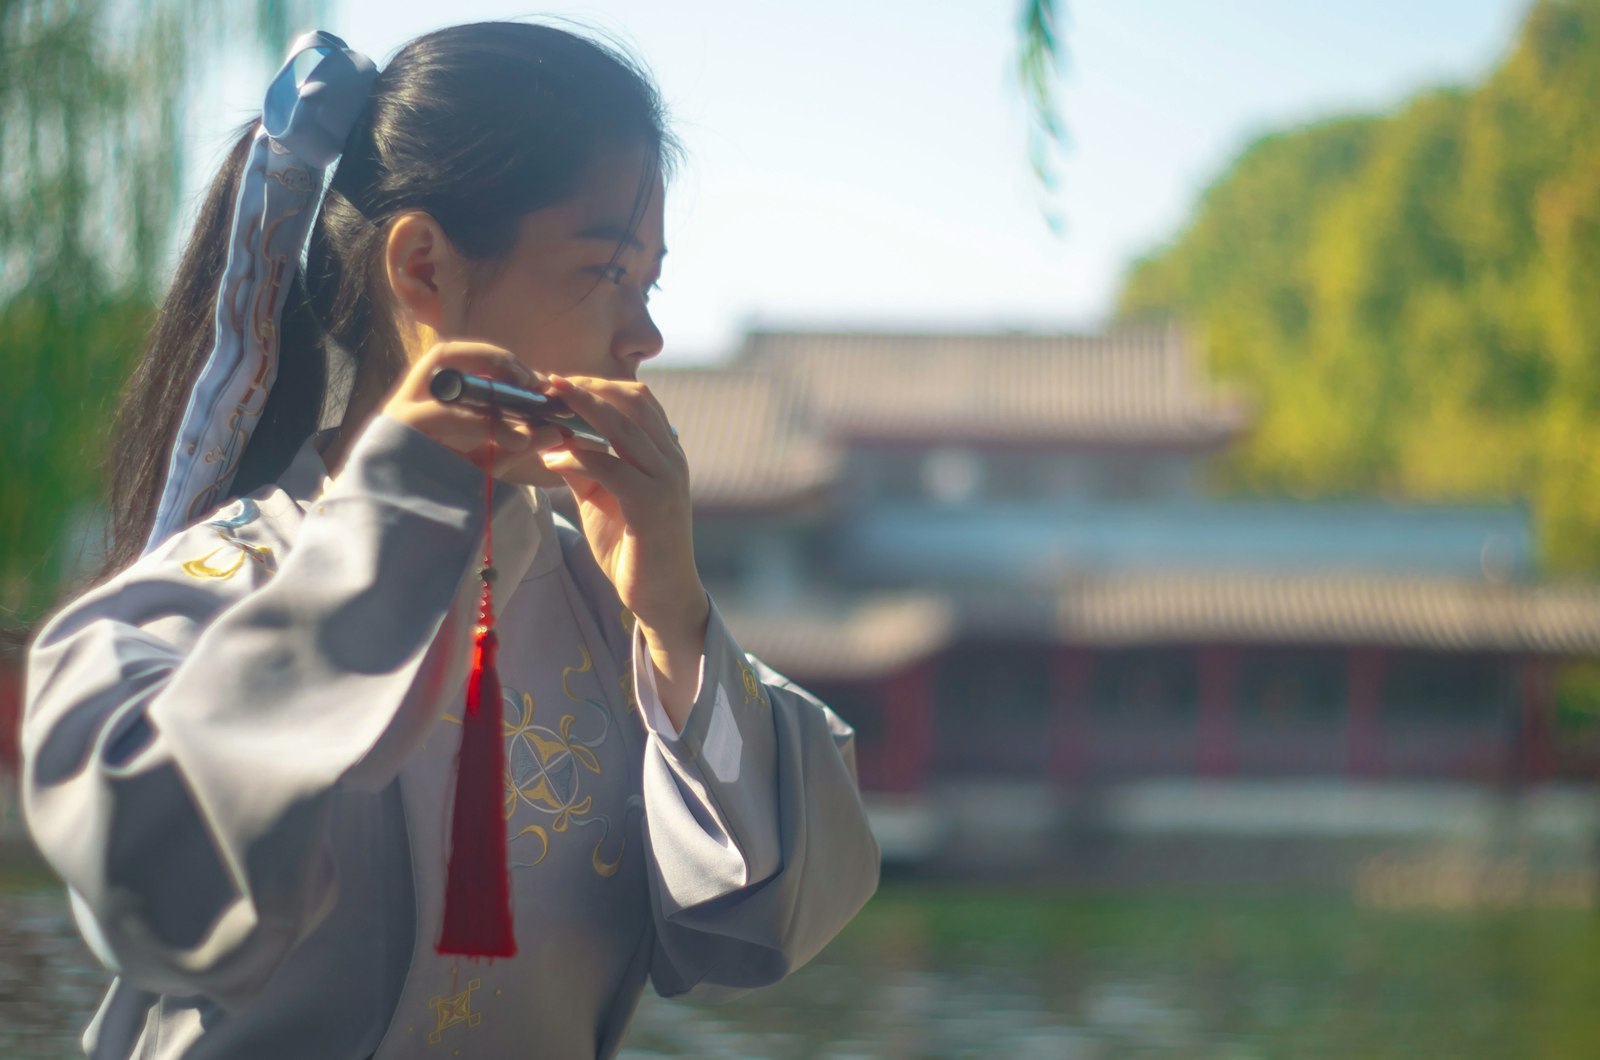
[437,591,516,957]
[437,391,516,958]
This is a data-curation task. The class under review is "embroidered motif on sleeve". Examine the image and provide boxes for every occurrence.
[179,498,275,579]
[739,661,765,706]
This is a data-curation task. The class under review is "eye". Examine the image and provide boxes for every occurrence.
[599,263,627,286]
[645,280,662,305]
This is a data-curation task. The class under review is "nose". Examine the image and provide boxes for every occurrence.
[618,304,664,366]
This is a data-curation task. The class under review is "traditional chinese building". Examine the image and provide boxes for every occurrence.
[4,327,1596,871]
[645,326,1600,866]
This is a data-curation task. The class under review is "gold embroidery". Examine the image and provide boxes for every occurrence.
[442,644,629,876]
[427,975,482,1045]
[182,545,247,579]
[505,693,599,833]
[593,840,623,878]
[560,646,594,700]
[740,662,764,705]
[180,501,273,580]
[511,823,549,865]
[504,683,608,870]
[181,536,273,579]
[619,669,636,714]
[500,644,629,876]
[617,608,641,713]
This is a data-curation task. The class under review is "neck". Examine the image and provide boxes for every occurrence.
[317,358,393,477]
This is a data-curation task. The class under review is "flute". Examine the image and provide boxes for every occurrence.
[429,367,610,447]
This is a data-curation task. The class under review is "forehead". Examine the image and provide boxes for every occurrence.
[523,147,665,250]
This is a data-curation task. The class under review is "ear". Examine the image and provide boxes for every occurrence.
[383,211,467,337]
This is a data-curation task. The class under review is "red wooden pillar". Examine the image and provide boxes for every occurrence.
[882,663,935,794]
[1347,647,1385,778]
[0,655,20,776]
[1519,656,1557,783]
[1197,645,1240,777]
[1049,647,1095,787]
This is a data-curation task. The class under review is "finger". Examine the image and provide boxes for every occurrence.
[412,402,550,457]
[615,382,681,450]
[409,398,534,438]
[541,445,650,497]
[436,418,535,458]
[630,381,676,437]
[415,342,539,391]
[563,376,674,441]
[528,424,572,452]
[546,378,674,469]
[488,442,559,480]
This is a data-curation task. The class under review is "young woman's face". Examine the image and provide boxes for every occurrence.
[442,145,667,383]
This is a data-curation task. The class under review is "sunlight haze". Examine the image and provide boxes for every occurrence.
[181,0,1531,361]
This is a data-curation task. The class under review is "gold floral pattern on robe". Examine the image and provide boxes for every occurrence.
[499,646,629,877]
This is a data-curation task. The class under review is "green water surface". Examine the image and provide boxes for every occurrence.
[4,872,1598,1058]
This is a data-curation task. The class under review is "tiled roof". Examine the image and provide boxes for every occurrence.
[641,368,837,509]
[647,326,1248,507]
[719,594,955,680]
[736,326,1249,445]
[705,575,1600,680]
[1059,574,1600,656]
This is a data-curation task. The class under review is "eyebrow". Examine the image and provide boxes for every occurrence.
[574,223,668,259]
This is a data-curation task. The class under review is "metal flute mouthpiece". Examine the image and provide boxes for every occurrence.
[428,368,609,447]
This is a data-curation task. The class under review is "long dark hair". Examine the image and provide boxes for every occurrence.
[102,21,674,580]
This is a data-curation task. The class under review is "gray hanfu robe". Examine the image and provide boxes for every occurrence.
[22,415,880,1059]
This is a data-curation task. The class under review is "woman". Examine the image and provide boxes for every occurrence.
[22,21,878,1058]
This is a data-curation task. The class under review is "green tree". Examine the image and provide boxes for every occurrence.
[1119,0,1600,575]
[1,0,321,628]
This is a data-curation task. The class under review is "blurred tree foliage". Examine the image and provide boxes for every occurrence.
[1119,0,1600,578]
[1017,0,1068,234]
[0,0,319,628]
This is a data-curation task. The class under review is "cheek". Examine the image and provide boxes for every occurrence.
[459,269,617,375]
[527,294,623,371]
[459,284,565,360]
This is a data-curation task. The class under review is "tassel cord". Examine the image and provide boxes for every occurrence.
[437,387,517,958]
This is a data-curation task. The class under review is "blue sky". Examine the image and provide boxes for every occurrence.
[184,0,1531,362]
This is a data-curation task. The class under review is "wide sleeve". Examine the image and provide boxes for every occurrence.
[20,416,496,1007]
[637,599,881,1001]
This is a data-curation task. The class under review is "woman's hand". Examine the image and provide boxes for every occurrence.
[380,341,567,478]
[538,375,709,728]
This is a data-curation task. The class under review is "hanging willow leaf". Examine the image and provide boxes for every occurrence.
[1016,0,1069,234]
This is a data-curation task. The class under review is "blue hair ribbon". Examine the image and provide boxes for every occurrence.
[144,31,376,554]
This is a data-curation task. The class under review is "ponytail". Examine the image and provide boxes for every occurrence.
[101,123,327,580]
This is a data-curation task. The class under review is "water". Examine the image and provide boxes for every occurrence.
[4,873,1599,1058]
